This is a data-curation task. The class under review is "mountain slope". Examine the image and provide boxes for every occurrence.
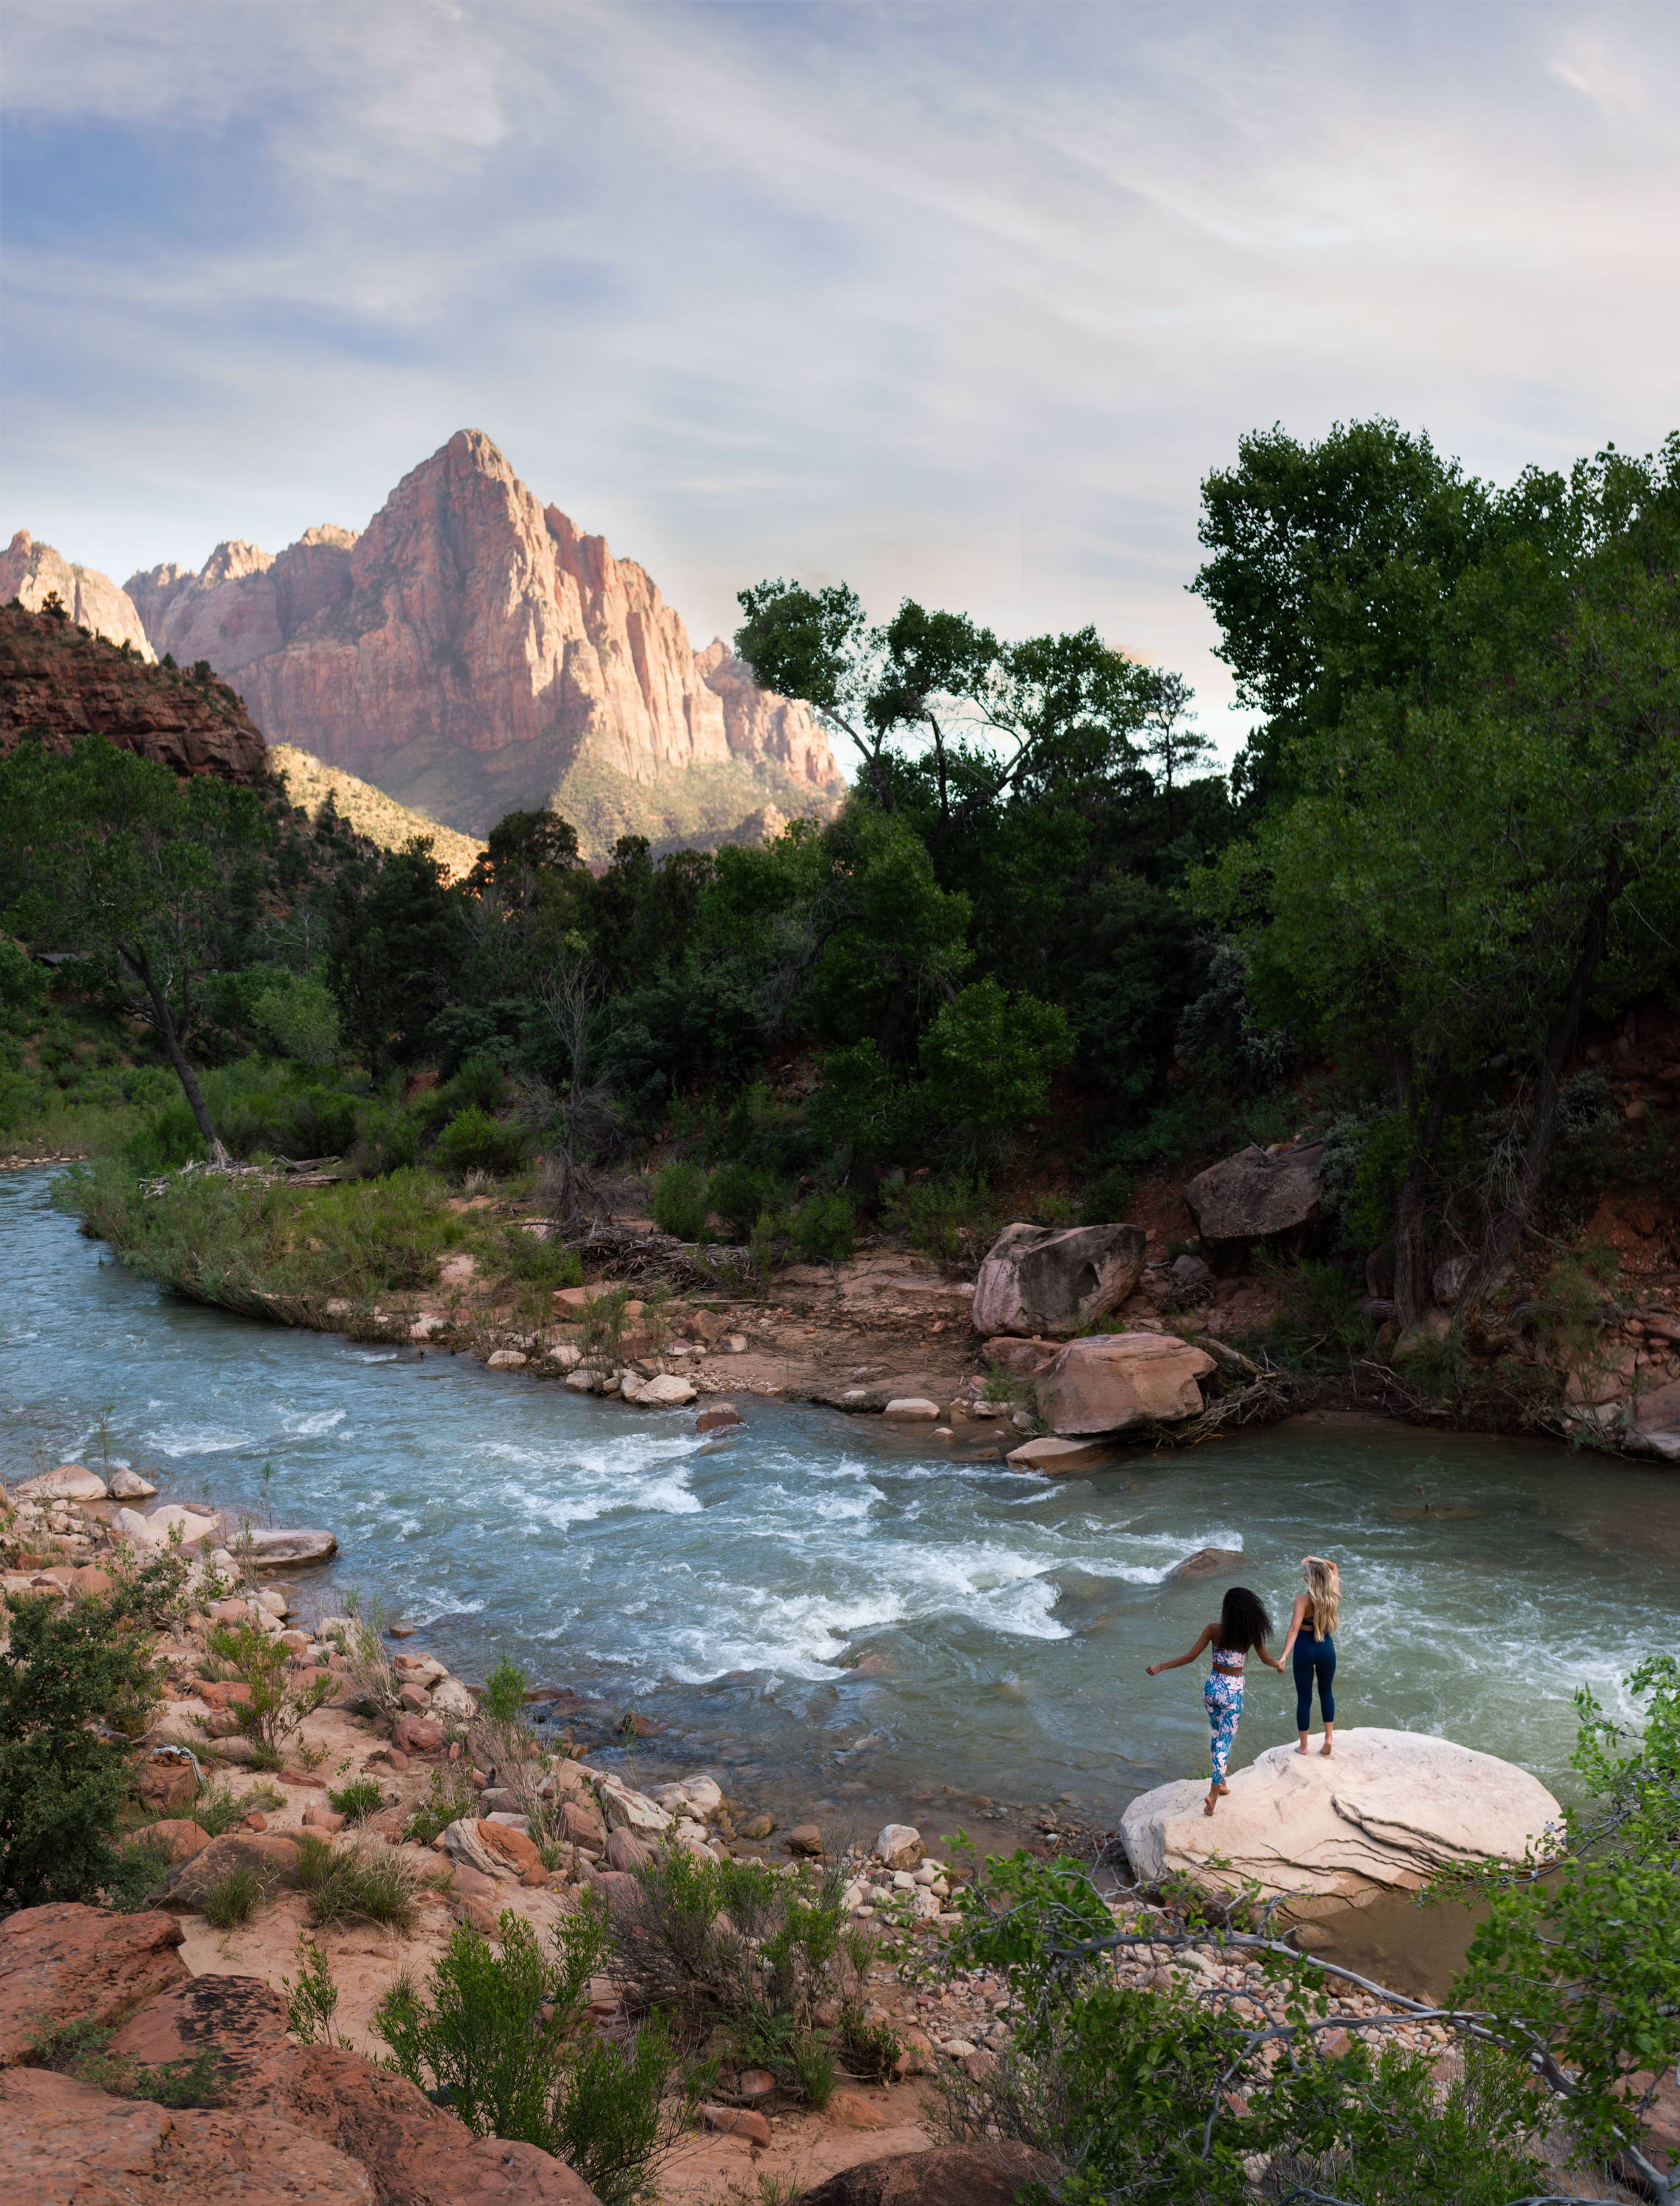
[126,432,845,852]
[268,743,483,882]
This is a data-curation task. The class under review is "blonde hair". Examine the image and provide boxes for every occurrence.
[1305,1559,1340,1638]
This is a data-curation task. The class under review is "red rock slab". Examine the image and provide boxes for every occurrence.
[146,1818,215,1864]
[232,2043,603,2205]
[106,1972,290,2074]
[789,2141,1060,2205]
[0,1904,187,2065]
[0,2064,376,2205]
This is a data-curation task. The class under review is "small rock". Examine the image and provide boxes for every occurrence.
[737,2068,776,2101]
[146,1820,213,1864]
[431,1677,475,1720]
[137,1760,200,1816]
[486,1349,529,1370]
[547,1344,583,1371]
[302,1807,346,1832]
[637,1374,696,1407]
[876,1823,924,1870]
[392,1715,445,1755]
[700,2104,772,2146]
[397,1682,432,1713]
[696,1403,743,1432]
[740,1814,775,1841]
[1004,1435,1117,1473]
[787,1824,823,1856]
[825,2089,886,2130]
[883,1398,939,1420]
[107,1467,158,1499]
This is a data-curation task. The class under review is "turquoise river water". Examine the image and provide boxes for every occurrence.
[4,1165,1678,1835]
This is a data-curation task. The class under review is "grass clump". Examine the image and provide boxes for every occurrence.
[200,1862,265,1930]
[24,2017,229,2109]
[404,1766,478,1846]
[327,1777,385,1823]
[292,1832,421,1931]
[192,1778,285,1837]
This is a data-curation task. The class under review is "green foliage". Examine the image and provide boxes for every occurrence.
[101,1830,178,1913]
[650,1160,709,1241]
[879,1171,1001,1264]
[790,1189,857,1264]
[0,1587,163,1907]
[283,1932,345,2046]
[374,1905,686,2203]
[1078,1163,1134,1226]
[200,1862,264,1929]
[26,2017,229,2109]
[327,1777,385,1822]
[494,1224,582,1292]
[192,1779,285,1838]
[290,1836,421,1931]
[1444,1656,1680,2173]
[708,1161,782,1240]
[252,972,340,1068]
[918,979,1073,1154]
[404,1766,479,1846]
[480,1655,532,1727]
[202,1616,332,1766]
[434,1104,526,1180]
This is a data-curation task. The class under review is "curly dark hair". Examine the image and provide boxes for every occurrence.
[1216,1586,1273,1653]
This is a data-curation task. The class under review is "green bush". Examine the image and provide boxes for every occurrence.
[349,1101,422,1177]
[879,1171,1001,1264]
[480,1655,532,1727]
[292,1832,421,1931]
[192,1780,285,1838]
[1079,1163,1134,1227]
[791,1191,857,1264]
[495,1226,583,1292]
[201,1617,331,1768]
[650,1160,709,1241]
[0,1588,164,1908]
[434,1105,526,1180]
[373,1907,693,2203]
[708,1162,782,1240]
[403,1767,478,1846]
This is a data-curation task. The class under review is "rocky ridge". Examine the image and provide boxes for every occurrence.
[0,529,154,659]
[124,431,846,849]
[0,604,269,782]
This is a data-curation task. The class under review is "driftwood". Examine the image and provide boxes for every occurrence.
[568,1222,757,1295]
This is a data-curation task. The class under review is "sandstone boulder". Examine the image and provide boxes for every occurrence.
[162,1832,301,1911]
[971,1222,1145,1338]
[240,1527,339,1568]
[107,1466,159,1499]
[0,2065,377,2206]
[696,1403,742,1432]
[1184,1142,1325,1243]
[1035,1332,1215,1436]
[876,1824,923,1871]
[441,1818,536,1882]
[790,2141,1060,2206]
[145,1818,214,1864]
[1119,1727,1562,1902]
[15,1463,107,1502]
[0,1905,187,2064]
[229,2042,604,2203]
[392,1715,445,1755]
[1170,1546,1248,1580]
[882,1398,940,1420]
[106,1973,290,2074]
[1004,1435,1118,1474]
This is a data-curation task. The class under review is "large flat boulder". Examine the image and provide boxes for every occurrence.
[0,2065,376,2206]
[791,2141,1060,2205]
[971,1222,1145,1338]
[106,1974,290,2075]
[1120,1727,1561,1902]
[1184,1141,1325,1243]
[0,1904,187,2065]
[239,1526,339,1568]
[1035,1332,1215,1436]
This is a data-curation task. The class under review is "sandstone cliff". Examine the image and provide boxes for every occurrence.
[1,532,154,660]
[0,604,267,782]
[126,432,845,850]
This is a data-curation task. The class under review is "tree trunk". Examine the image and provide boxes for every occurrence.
[124,944,231,1168]
[1393,1085,1450,1330]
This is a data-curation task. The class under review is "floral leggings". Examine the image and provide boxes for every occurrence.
[1204,1671,1244,1785]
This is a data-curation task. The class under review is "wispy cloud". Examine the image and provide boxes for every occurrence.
[4,0,1679,750]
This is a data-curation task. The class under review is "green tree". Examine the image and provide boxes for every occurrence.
[0,735,268,1161]
[327,838,464,1071]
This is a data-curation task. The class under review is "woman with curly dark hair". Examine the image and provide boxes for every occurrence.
[1147,1585,1283,1815]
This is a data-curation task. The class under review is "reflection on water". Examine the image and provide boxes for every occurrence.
[4,1167,1679,1827]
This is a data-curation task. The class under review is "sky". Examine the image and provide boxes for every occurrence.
[4,0,1679,754]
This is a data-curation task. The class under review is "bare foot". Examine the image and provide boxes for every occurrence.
[1204,1790,1219,1816]
[1295,1741,1310,1755]
[1320,1743,1334,1757]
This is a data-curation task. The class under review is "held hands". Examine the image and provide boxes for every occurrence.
[1145,1663,1161,1677]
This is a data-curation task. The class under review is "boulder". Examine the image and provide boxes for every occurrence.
[1631,1374,1680,1437]
[982,1335,1061,1377]
[431,1677,475,1720]
[1004,1435,1118,1474]
[560,1798,607,1850]
[441,1819,537,1882]
[695,1403,743,1433]
[145,1818,214,1865]
[787,1824,823,1856]
[598,1785,673,1838]
[229,2042,604,2203]
[604,1827,651,1872]
[392,1715,445,1756]
[790,2141,1060,2205]
[486,1349,529,1370]
[1170,1253,1213,1290]
[876,1824,923,1871]
[1119,1727,1562,1902]
[882,1399,940,1420]
[106,1973,290,2074]
[107,1467,159,1499]
[700,2103,773,2146]
[972,1221,1146,1338]
[1184,1142,1326,1243]
[0,1904,187,2063]
[16,1463,107,1502]
[162,1832,301,1911]
[121,1504,218,1549]
[1170,1546,1248,1580]
[635,1374,696,1407]
[1035,1332,1216,1436]
[0,2065,377,2206]
[240,1527,339,1568]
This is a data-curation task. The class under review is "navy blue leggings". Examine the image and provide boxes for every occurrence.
[1293,1636,1336,1730]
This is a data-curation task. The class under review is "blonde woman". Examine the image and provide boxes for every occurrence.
[1279,1556,1340,1757]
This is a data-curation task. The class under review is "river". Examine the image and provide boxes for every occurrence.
[4,1164,1678,1843]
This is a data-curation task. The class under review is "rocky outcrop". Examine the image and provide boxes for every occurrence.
[1120,1728,1562,1903]
[0,1904,187,2064]
[790,2142,1060,2206]
[0,530,154,658]
[270,743,484,881]
[1184,1141,1326,1243]
[971,1221,1145,1338]
[126,431,844,845]
[0,606,270,782]
[1035,1332,1216,1435]
[104,1973,290,2075]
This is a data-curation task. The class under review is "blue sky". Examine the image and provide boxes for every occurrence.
[5,1,1679,752]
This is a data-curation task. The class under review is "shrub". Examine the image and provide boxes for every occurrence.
[327,1778,385,1823]
[283,1932,345,2046]
[349,1101,422,1177]
[101,1831,177,1913]
[434,1105,525,1180]
[707,1162,782,1241]
[292,1832,421,1931]
[0,1588,164,1908]
[1078,1163,1134,1227]
[836,2008,901,2084]
[304,1171,463,1295]
[201,1618,332,1768]
[319,1593,404,1726]
[373,1905,695,2203]
[479,1655,532,1728]
[650,1160,709,1241]
[404,1766,478,1846]
[200,1863,264,1930]
[193,1780,285,1838]
[791,1191,857,1265]
[495,1225,583,1293]
[25,2017,229,2108]
[879,1171,1001,1264]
